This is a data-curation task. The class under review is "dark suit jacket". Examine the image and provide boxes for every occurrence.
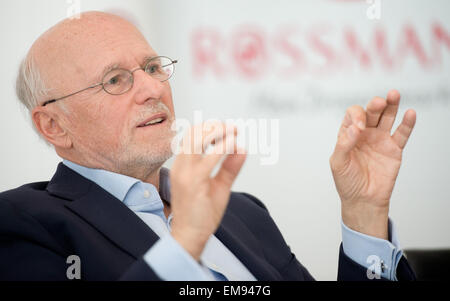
[0,163,415,281]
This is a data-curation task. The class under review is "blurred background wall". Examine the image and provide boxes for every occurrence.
[0,0,449,280]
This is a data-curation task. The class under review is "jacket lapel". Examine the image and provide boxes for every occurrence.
[215,209,283,281]
[47,163,160,259]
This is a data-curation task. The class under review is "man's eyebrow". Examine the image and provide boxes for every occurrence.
[98,63,120,80]
[97,56,156,80]
[141,56,155,66]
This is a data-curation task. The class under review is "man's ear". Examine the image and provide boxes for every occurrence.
[32,107,72,149]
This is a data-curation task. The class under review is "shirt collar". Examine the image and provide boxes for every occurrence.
[62,160,171,203]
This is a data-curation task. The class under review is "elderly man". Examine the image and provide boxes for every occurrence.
[0,11,417,281]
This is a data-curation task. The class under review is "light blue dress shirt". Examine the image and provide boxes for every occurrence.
[341,219,403,280]
[63,160,402,280]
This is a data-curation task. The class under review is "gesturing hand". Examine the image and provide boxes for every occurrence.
[330,90,416,239]
[170,122,247,261]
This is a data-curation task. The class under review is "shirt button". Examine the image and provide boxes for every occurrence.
[143,190,150,198]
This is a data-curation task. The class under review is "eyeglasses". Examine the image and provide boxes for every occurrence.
[42,56,178,107]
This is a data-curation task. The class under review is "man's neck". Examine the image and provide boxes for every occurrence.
[60,156,163,190]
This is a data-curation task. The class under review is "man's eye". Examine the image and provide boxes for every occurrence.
[108,76,120,85]
[147,64,161,73]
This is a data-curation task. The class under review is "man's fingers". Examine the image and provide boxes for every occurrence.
[202,131,238,173]
[333,106,366,170]
[331,124,359,170]
[392,109,416,149]
[337,105,366,140]
[202,122,237,152]
[214,147,247,189]
[366,96,387,127]
[179,122,235,158]
[378,90,400,132]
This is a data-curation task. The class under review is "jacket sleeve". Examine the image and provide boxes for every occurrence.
[240,192,416,281]
[338,243,416,281]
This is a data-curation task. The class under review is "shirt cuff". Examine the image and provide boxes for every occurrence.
[341,218,403,280]
[143,234,216,281]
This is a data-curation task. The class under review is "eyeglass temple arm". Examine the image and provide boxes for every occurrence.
[42,83,103,106]
[161,59,178,68]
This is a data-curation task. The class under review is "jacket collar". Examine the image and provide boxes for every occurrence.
[47,163,160,259]
[46,163,282,280]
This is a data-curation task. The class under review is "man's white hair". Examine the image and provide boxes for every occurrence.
[15,53,54,144]
[16,53,49,111]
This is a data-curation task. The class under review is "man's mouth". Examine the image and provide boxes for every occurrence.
[137,113,168,128]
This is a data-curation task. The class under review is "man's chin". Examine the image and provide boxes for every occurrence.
[112,151,172,180]
[126,149,173,168]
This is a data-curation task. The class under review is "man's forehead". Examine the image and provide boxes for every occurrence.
[30,11,155,83]
[33,11,145,48]
[83,35,156,76]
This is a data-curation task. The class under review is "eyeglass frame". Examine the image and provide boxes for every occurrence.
[41,56,178,107]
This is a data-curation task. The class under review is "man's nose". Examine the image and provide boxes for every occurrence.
[132,69,165,105]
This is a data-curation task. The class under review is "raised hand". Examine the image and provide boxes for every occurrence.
[330,90,416,239]
[170,122,247,261]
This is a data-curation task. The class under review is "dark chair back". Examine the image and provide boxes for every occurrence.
[404,249,450,281]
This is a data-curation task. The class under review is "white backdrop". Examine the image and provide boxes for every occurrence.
[1,0,449,280]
